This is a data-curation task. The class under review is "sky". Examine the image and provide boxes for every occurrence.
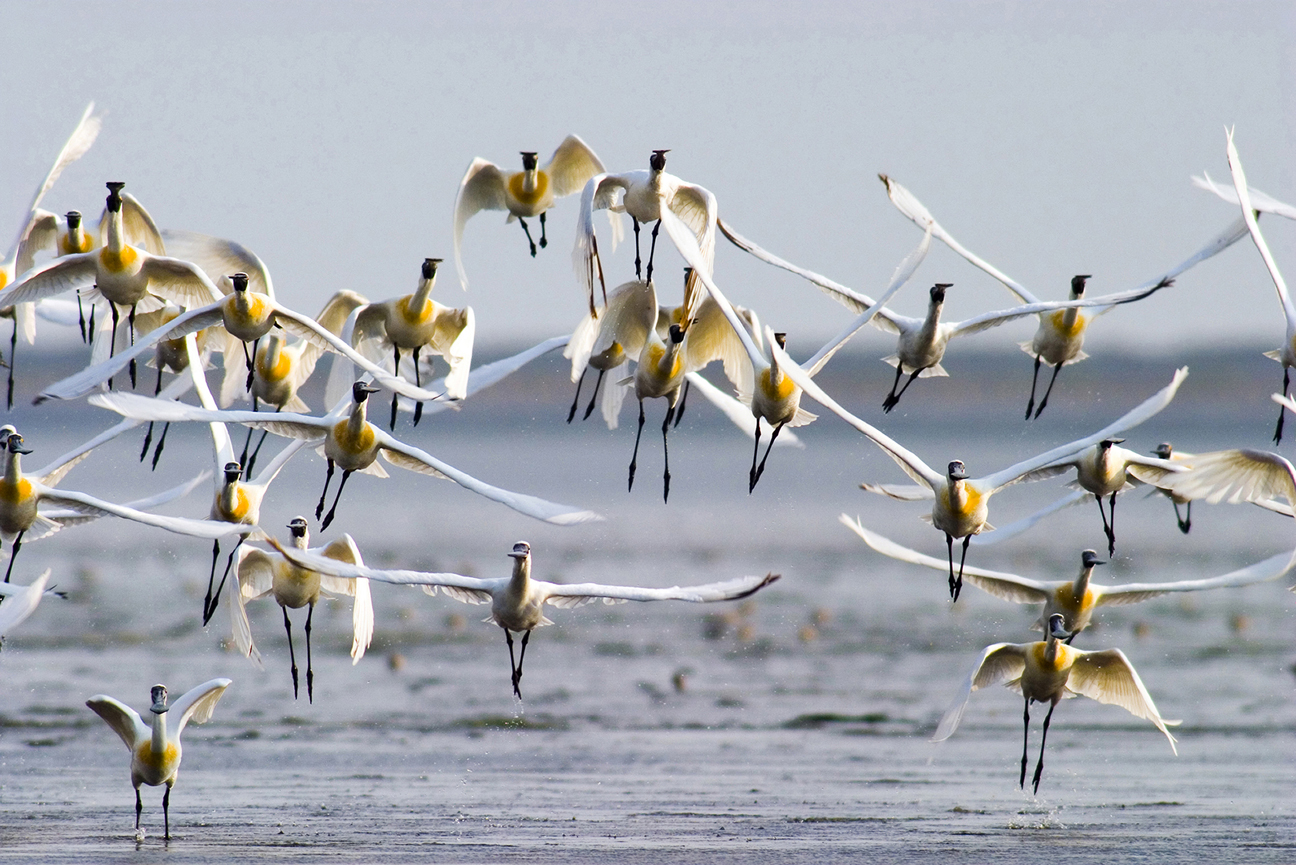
[1,1,1292,354]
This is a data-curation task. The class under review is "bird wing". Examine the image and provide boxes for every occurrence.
[266,537,497,602]
[669,182,719,272]
[682,371,803,447]
[138,255,223,308]
[969,488,1090,547]
[584,280,657,373]
[315,534,373,663]
[230,549,270,668]
[316,535,362,596]
[160,229,275,299]
[429,304,476,400]
[1096,547,1296,605]
[0,252,97,305]
[422,335,570,421]
[40,486,248,540]
[14,210,60,277]
[0,569,53,637]
[858,482,935,501]
[682,295,755,388]
[1193,170,1296,220]
[1159,446,1296,508]
[572,173,629,306]
[376,434,601,526]
[453,158,508,290]
[541,572,779,608]
[88,393,330,442]
[169,678,233,737]
[85,695,148,751]
[110,194,166,256]
[1227,129,1296,322]
[546,135,606,198]
[1066,649,1177,752]
[9,102,102,261]
[879,174,1040,304]
[839,515,1054,602]
[978,367,1188,492]
[932,643,1026,742]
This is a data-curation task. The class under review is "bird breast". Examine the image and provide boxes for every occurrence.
[622,178,666,223]
[0,478,37,534]
[932,482,986,537]
[1050,583,1095,632]
[1076,449,1126,495]
[212,485,254,524]
[635,342,683,398]
[752,367,800,425]
[506,170,552,215]
[492,591,545,632]
[272,563,321,609]
[223,293,275,342]
[383,296,438,349]
[132,740,180,787]
[1030,309,1087,363]
[1022,641,1076,702]
[94,247,150,305]
[326,420,380,470]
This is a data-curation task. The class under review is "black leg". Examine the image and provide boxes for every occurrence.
[128,305,137,389]
[107,303,119,390]
[748,418,762,493]
[883,368,922,413]
[238,395,259,477]
[6,317,16,410]
[1025,355,1042,419]
[315,459,336,521]
[945,533,957,599]
[632,218,642,280]
[505,628,521,698]
[1276,367,1290,444]
[412,346,424,426]
[1177,501,1192,534]
[566,368,587,424]
[591,233,607,308]
[150,423,170,471]
[246,338,259,392]
[321,470,352,531]
[135,786,143,830]
[954,535,971,602]
[1033,362,1064,420]
[1106,491,1118,556]
[882,363,906,412]
[628,400,645,492]
[4,530,24,585]
[154,364,164,396]
[1095,494,1115,557]
[519,217,538,257]
[244,426,272,481]
[516,629,531,693]
[77,292,87,343]
[581,369,606,421]
[204,540,220,621]
[390,345,401,430]
[751,421,784,491]
[661,401,674,503]
[645,220,661,285]
[162,783,171,840]
[673,379,690,428]
[305,602,315,703]
[539,211,548,249]
[283,605,299,699]
[1019,697,1031,788]
[140,422,155,462]
[1032,702,1057,794]
[204,536,242,625]
[87,303,95,347]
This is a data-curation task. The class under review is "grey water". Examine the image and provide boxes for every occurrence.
[0,344,1292,863]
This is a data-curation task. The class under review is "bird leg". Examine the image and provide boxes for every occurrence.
[518,217,538,257]
[883,368,922,413]
[87,303,95,348]
[128,305,137,389]
[1174,500,1191,534]
[505,628,523,699]
[140,423,155,462]
[283,605,299,699]
[539,211,548,249]
[954,535,971,601]
[321,469,353,531]
[107,303,120,390]
[390,345,402,430]
[4,530,25,584]
[1275,367,1290,444]
[645,220,662,285]
[751,421,785,492]
[412,346,424,426]
[315,459,336,521]
[1106,491,1118,556]
[1031,702,1057,794]
[672,379,690,428]
[661,401,675,503]
[1019,697,1032,788]
[1032,362,1064,420]
[150,423,171,471]
[749,418,762,493]
[162,782,171,841]
[628,399,645,491]
[77,291,88,343]
[581,369,607,422]
[204,540,221,621]
[238,394,260,477]
[243,424,274,480]
[244,338,258,392]
[1025,355,1042,419]
[305,601,315,704]
[1095,494,1116,557]
[945,533,957,599]
[204,536,243,626]
[6,316,16,410]
[135,786,143,831]
[632,218,642,280]
[566,368,587,424]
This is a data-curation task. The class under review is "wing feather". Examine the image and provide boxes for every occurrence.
[933,643,1026,742]
[1067,650,1177,752]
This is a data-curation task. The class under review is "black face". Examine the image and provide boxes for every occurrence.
[947,460,967,480]
[230,272,250,293]
[7,434,31,455]
[668,323,684,344]
[1081,550,1104,568]
[650,150,669,171]
[150,685,168,713]
[1152,443,1172,459]
[422,258,442,280]
[773,332,787,349]
[930,283,952,303]
[1072,274,1091,295]
[352,380,380,403]
[105,182,125,213]
[520,152,538,170]
[66,211,82,229]
[223,461,242,482]
[509,541,531,558]
[288,518,308,539]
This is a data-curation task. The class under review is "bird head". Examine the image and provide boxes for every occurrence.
[1081,550,1106,568]
[66,211,82,230]
[773,332,787,349]
[229,272,250,294]
[223,461,242,483]
[1071,274,1091,297]
[930,283,952,303]
[1047,613,1070,640]
[149,685,169,715]
[0,424,16,445]
[287,516,309,539]
[668,323,685,345]
[1152,442,1173,459]
[7,434,32,456]
[649,150,669,171]
[947,460,968,481]
[1099,438,1124,451]
[422,258,442,280]
[508,541,531,560]
[351,381,381,403]
[105,182,125,213]
[519,152,539,171]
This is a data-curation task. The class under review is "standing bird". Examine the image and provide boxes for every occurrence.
[230,518,372,702]
[878,173,1249,418]
[86,679,232,840]
[268,538,779,700]
[933,614,1178,794]
[574,150,718,316]
[454,135,606,287]
[842,518,1296,638]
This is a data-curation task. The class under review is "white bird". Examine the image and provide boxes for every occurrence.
[574,150,718,316]
[1193,170,1296,221]
[1221,130,1296,443]
[934,613,1177,794]
[88,381,602,532]
[454,135,606,286]
[230,518,372,703]
[878,173,1249,418]
[717,219,1174,413]
[0,569,62,640]
[86,678,232,840]
[1155,430,1296,519]
[842,517,1296,637]
[1150,443,1194,533]
[769,351,1186,598]
[269,538,779,700]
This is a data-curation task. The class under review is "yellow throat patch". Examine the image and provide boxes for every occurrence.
[508,170,550,208]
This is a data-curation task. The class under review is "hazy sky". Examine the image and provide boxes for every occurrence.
[2,1,1291,353]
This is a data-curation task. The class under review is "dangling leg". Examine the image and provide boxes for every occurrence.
[628,399,645,491]
[107,303,120,390]
[162,782,171,841]
[135,786,143,831]
[645,220,661,285]
[238,394,260,475]
[244,338,259,392]
[321,469,353,531]
[748,418,762,493]
[6,316,16,410]
[1106,491,1118,556]
[672,379,690,428]
[283,605,299,699]
[1031,702,1057,794]
[661,401,674,503]
[538,210,549,249]
[87,304,95,348]
[412,346,424,426]
[505,628,522,698]
[882,364,906,412]
[515,629,531,695]
[78,291,88,343]
[1032,361,1064,419]
[305,602,315,703]
[1019,697,1032,788]
[581,369,607,421]
[1275,367,1290,444]
[390,345,402,430]
[1094,494,1114,557]
[204,536,243,625]
[883,368,923,413]
[518,217,538,257]
[751,421,785,491]
[566,368,588,424]
[204,540,221,622]
[243,415,276,480]
[150,423,170,471]
[954,535,971,601]
[1175,500,1192,534]
[128,305,138,389]
[140,423,155,462]
[4,530,25,584]
[315,459,336,521]
[1025,356,1043,419]
[632,218,643,280]
[946,533,957,599]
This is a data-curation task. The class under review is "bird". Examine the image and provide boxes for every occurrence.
[88,381,602,532]
[0,182,221,388]
[563,278,659,426]
[333,259,475,427]
[230,518,373,702]
[932,613,1178,794]
[1153,430,1296,518]
[1220,130,1296,443]
[454,135,606,286]
[86,678,232,840]
[623,288,694,502]
[715,218,1173,413]
[268,538,780,700]
[841,517,1296,638]
[0,569,63,640]
[769,353,1187,599]
[1150,443,1194,533]
[574,150,718,316]
[878,173,1249,418]
[1193,170,1296,221]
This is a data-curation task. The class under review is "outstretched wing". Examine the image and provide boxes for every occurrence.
[453,158,508,290]
[541,572,779,608]
[161,229,274,299]
[10,102,103,262]
[546,135,605,198]
[86,695,147,751]
[0,570,54,637]
[170,678,233,737]
[932,643,1026,742]
[1158,446,1296,509]
[1066,649,1177,752]
[1097,547,1296,605]
[266,538,497,605]
[316,534,374,663]
[1193,170,1296,220]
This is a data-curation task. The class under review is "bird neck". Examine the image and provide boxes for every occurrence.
[921,298,944,333]
[3,450,23,485]
[293,533,309,551]
[348,397,371,436]
[1062,295,1082,327]
[218,478,243,516]
[1073,566,1092,598]
[104,208,126,253]
[507,556,531,601]
[150,709,168,754]
[520,167,539,194]
[409,275,436,314]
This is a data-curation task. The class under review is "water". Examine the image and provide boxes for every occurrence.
[0,346,1292,862]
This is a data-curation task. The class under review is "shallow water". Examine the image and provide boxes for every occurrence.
[0,347,1292,862]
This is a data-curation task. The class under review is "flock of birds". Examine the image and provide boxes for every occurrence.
[1,103,1294,839]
